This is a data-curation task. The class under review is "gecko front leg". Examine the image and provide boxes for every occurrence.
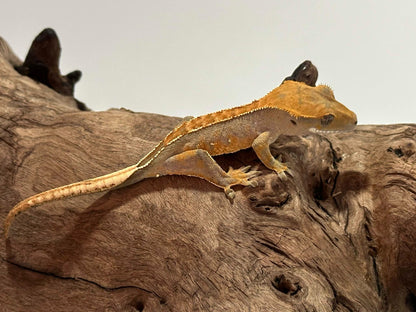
[160,149,260,199]
[252,131,289,178]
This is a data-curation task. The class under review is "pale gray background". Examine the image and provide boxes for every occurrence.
[1,0,415,124]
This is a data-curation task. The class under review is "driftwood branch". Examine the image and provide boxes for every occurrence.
[1,33,415,312]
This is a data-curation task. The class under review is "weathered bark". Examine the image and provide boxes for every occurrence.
[1,43,415,312]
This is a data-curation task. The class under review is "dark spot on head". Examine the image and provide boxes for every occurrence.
[290,119,297,126]
[321,114,334,126]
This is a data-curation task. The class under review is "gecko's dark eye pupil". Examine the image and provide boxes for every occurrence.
[321,114,334,126]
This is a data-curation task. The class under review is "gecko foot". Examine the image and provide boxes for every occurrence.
[227,166,261,187]
[223,166,261,199]
[272,156,291,180]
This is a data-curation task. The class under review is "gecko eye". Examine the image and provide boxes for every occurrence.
[321,114,334,126]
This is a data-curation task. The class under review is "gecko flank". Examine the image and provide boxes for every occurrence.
[4,79,357,237]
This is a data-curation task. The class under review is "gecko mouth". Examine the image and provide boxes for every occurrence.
[309,128,355,134]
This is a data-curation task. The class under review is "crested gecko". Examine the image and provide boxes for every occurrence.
[4,79,357,237]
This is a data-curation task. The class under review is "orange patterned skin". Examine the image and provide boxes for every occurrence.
[4,80,357,237]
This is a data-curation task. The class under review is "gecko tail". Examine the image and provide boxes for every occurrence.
[4,164,139,238]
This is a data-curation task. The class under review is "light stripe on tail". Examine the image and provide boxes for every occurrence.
[4,164,139,237]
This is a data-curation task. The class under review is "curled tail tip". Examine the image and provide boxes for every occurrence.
[4,213,13,238]
[3,201,31,239]
[4,208,18,238]
[4,226,10,239]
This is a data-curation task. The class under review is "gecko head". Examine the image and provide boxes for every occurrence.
[309,84,357,131]
[274,81,357,132]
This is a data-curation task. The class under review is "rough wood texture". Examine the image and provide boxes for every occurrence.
[1,48,416,312]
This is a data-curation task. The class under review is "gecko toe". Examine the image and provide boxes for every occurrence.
[246,168,261,177]
[240,165,252,173]
[228,165,251,175]
[277,170,288,180]
[224,187,236,200]
[285,168,294,177]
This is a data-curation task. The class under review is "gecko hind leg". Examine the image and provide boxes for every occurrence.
[160,149,261,199]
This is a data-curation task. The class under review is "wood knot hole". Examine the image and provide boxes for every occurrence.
[272,274,301,296]
[387,147,404,158]
[134,301,144,311]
